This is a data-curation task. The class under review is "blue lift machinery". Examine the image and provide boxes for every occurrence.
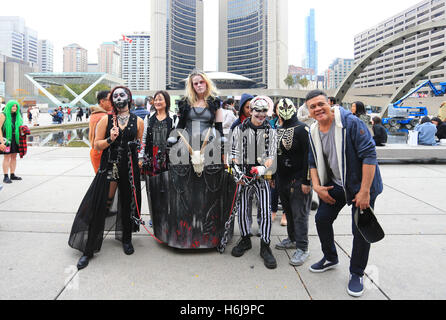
[383,80,446,128]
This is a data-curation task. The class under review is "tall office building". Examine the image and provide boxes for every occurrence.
[218,0,288,89]
[38,40,53,73]
[121,32,150,91]
[0,16,38,64]
[324,58,354,89]
[150,0,204,90]
[354,0,446,88]
[305,9,318,77]
[98,41,121,77]
[63,43,88,72]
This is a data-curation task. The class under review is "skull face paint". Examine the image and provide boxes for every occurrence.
[278,98,296,121]
[250,96,273,126]
[113,88,130,109]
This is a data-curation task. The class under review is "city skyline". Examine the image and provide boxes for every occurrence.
[1,0,423,76]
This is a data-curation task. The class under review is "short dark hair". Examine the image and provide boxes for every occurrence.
[372,116,382,124]
[328,96,336,104]
[97,90,110,104]
[226,98,235,105]
[305,90,328,102]
[420,116,431,124]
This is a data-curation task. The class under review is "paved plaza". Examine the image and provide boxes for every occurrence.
[0,146,446,300]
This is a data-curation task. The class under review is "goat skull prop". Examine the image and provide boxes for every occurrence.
[178,128,212,177]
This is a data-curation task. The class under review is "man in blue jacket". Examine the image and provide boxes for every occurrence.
[306,90,383,298]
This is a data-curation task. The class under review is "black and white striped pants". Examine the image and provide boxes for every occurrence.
[237,179,272,244]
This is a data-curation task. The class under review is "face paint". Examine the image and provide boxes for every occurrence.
[278,98,296,121]
[113,88,130,109]
[250,97,271,125]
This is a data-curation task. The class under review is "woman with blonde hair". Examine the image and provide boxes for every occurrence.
[439,101,446,122]
[153,70,236,250]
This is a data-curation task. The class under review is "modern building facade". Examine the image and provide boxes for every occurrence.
[305,9,318,77]
[98,41,121,77]
[0,53,38,100]
[354,0,446,88]
[121,32,150,91]
[324,58,354,89]
[218,0,288,89]
[150,0,204,90]
[63,43,88,73]
[38,40,53,73]
[0,17,38,65]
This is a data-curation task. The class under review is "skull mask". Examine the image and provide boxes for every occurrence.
[278,98,296,121]
[113,88,130,109]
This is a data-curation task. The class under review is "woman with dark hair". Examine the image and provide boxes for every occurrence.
[69,86,144,270]
[431,117,446,140]
[351,101,371,129]
[139,90,173,176]
[230,93,253,131]
[0,100,24,183]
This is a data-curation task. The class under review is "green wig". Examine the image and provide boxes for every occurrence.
[3,100,23,145]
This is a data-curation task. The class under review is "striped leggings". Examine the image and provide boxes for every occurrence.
[237,179,272,244]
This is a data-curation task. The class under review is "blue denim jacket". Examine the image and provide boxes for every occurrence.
[308,107,383,204]
[415,122,438,146]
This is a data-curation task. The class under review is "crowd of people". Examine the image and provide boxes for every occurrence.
[3,70,446,298]
[64,70,392,298]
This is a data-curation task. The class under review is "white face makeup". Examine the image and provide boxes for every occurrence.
[192,75,207,97]
[113,88,130,109]
[250,98,269,126]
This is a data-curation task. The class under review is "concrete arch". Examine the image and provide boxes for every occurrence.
[334,20,446,103]
[388,51,446,105]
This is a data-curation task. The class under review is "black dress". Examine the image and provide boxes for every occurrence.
[68,114,141,255]
[1,113,20,154]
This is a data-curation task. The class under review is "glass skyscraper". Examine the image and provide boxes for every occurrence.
[305,9,318,77]
[219,0,288,89]
[150,0,203,90]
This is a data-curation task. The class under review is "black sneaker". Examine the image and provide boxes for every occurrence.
[260,240,277,269]
[231,236,252,257]
[309,257,339,273]
[3,176,12,184]
[10,175,22,181]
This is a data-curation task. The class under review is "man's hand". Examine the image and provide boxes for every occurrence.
[352,189,371,211]
[314,185,335,205]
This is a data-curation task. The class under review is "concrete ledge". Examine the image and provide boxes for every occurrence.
[30,122,89,133]
[377,144,446,162]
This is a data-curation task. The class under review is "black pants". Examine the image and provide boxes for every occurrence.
[279,179,312,251]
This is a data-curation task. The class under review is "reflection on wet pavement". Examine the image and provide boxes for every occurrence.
[28,128,90,148]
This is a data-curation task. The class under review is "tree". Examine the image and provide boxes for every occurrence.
[298,77,309,89]
[284,74,295,89]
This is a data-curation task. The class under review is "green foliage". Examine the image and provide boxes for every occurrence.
[47,83,111,105]
[298,77,309,88]
[284,74,296,89]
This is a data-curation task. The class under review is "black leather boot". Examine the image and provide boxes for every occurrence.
[77,255,92,270]
[123,242,134,255]
[231,236,252,257]
[10,174,22,181]
[260,240,277,269]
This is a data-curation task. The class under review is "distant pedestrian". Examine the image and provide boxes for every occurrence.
[351,101,371,129]
[31,106,40,126]
[415,116,438,146]
[76,107,83,121]
[27,107,32,124]
[67,107,72,122]
[372,117,387,147]
[0,100,24,184]
[431,117,446,140]
[131,97,150,120]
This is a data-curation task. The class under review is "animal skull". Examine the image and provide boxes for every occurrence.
[178,128,211,177]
